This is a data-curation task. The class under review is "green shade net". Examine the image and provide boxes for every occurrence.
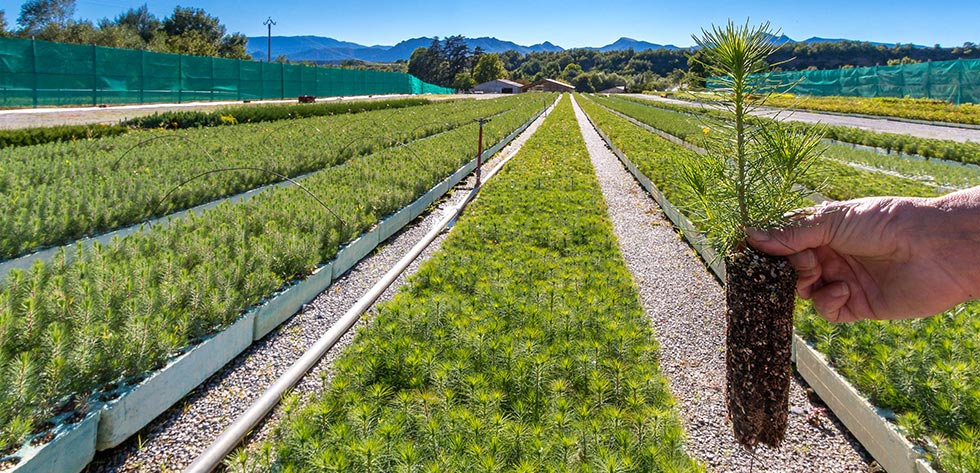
[708,58,980,104]
[0,36,454,108]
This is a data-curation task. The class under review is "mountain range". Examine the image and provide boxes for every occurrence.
[246,35,910,63]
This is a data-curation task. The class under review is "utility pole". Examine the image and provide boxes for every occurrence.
[264,17,276,62]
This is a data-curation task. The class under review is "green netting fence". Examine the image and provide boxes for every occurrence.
[708,58,980,105]
[0,36,454,108]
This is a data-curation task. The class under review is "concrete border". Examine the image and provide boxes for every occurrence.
[580,101,937,473]
[7,411,100,473]
[96,311,256,450]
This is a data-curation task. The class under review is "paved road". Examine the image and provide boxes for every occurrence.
[632,93,980,143]
[0,93,490,130]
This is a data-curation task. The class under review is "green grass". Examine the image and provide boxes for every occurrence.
[262,95,700,472]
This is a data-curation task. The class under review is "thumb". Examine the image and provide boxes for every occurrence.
[746,207,841,256]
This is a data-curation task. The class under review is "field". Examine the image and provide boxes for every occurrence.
[1,89,978,472]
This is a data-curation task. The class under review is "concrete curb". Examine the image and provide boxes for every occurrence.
[580,102,937,473]
[7,412,100,473]
[96,311,257,450]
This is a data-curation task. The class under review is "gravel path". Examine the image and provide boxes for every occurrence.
[632,93,980,143]
[83,106,550,472]
[571,95,874,472]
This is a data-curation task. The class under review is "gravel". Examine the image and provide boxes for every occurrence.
[83,105,550,472]
[571,96,874,472]
[632,93,980,143]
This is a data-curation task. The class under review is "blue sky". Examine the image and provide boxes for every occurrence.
[10,0,979,49]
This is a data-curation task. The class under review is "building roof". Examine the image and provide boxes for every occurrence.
[475,79,523,88]
[524,78,576,91]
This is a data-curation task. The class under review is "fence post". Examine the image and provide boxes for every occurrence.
[957,58,963,105]
[281,62,285,100]
[210,56,215,102]
[31,39,38,108]
[92,44,98,106]
[139,49,145,104]
[178,54,183,104]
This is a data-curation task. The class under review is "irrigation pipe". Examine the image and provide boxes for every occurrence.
[183,99,553,473]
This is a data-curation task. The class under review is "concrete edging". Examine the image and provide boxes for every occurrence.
[96,311,257,450]
[580,103,937,473]
[8,412,100,473]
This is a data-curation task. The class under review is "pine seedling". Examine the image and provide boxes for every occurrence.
[685,19,825,448]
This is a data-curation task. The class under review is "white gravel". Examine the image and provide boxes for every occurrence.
[571,95,875,472]
[82,106,550,472]
[632,93,980,143]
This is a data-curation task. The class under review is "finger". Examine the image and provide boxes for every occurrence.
[745,206,843,256]
[787,249,821,292]
[810,281,852,323]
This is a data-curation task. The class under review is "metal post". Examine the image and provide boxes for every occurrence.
[31,39,38,108]
[92,44,98,106]
[476,118,486,186]
[264,17,276,63]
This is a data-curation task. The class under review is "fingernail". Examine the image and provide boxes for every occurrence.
[831,283,850,299]
[744,227,770,242]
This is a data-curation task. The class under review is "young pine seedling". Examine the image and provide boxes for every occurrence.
[684,19,825,448]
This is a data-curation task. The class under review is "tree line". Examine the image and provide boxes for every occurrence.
[408,36,980,93]
[0,0,249,59]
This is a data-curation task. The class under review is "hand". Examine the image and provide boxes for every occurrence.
[746,189,980,323]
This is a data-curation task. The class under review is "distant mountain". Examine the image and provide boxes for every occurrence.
[594,37,681,52]
[799,36,920,48]
[247,35,568,63]
[247,34,920,63]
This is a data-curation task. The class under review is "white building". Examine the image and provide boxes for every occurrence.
[473,79,524,94]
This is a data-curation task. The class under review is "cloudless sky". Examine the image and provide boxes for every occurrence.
[8,0,979,49]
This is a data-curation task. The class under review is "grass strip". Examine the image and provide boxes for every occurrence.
[265,96,700,472]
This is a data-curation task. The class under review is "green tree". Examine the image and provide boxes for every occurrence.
[162,6,224,44]
[0,10,9,36]
[472,53,505,83]
[452,72,476,90]
[561,63,583,82]
[218,32,250,59]
[17,0,75,36]
[114,4,159,43]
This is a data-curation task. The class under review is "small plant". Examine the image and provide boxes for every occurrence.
[682,20,825,448]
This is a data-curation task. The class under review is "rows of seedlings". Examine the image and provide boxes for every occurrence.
[0,96,549,462]
[624,94,980,163]
[255,95,700,472]
[86,103,555,471]
[577,95,980,471]
[0,95,535,261]
[595,94,978,191]
[0,97,429,148]
[586,94,946,200]
[661,91,980,127]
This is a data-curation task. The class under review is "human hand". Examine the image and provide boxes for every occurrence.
[746,189,980,323]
